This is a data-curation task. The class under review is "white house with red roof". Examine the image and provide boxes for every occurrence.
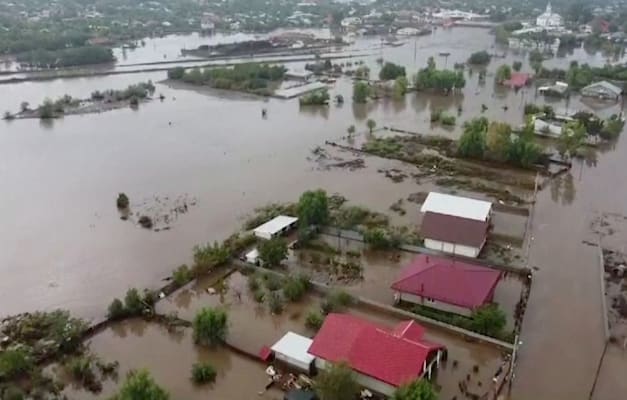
[307,313,445,396]
[391,254,502,316]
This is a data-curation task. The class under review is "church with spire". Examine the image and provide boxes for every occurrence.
[536,2,563,28]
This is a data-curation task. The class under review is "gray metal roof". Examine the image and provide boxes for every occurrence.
[582,80,623,95]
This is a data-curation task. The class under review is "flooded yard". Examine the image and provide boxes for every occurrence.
[156,269,508,400]
[60,319,280,400]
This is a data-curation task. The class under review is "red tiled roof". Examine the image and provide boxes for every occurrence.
[504,73,531,88]
[307,314,444,387]
[391,254,502,309]
[420,211,489,248]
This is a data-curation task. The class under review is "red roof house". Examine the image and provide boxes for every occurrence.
[307,313,445,395]
[503,72,531,89]
[391,254,502,316]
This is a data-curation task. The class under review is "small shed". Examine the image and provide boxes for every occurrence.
[253,215,298,240]
[271,332,315,372]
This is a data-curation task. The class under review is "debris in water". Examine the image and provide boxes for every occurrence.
[138,216,153,229]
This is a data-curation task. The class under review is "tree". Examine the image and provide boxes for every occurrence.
[512,61,522,72]
[315,362,359,400]
[116,193,129,209]
[193,241,231,272]
[107,298,126,319]
[352,81,370,103]
[529,49,544,64]
[393,76,408,98]
[392,379,438,400]
[347,125,356,137]
[458,118,488,159]
[471,304,506,337]
[110,369,169,400]
[366,119,376,133]
[486,122,512,160]
[20,101,29,112]
[467,51,491,65]
[495,64,512,83]
[557,121,586,160]
[258,238,288,267]
[193,307,228,346]
[379,62,406,80]
[297,189,329,227]
[354,66,370,79]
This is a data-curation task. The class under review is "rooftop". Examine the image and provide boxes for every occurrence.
[420,192,492,222]
[391,254,502,309]
[253,215,298,237]
[271,331,315,366]
[582,80,622,95]
[503,72,531,89]
[420,211,489,248]
[307,314,444,387]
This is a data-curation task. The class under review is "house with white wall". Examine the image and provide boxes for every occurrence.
[419,192,492,258]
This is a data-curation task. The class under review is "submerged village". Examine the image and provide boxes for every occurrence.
[2,0,627,399]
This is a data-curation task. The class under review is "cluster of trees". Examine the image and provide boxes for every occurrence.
[354,65,370,80]
[16,46,114,68]
[379,62,406,80]
[107,288,157,319]
[91,81,156,103]
[468,51,491,65]
[299,88,330,106]
[458,117,542,168]
[536,61,627,90]
[168,63,286,94]
[413,57,465,94]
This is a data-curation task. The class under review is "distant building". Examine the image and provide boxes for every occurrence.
[503,72,531,89]
[419,192,492,258]
[308,313,445,396]
[200,13,215,32]
[391,254,502,316]
[538,81,569,97]
[580,81,623,100]
[536,2,562,28]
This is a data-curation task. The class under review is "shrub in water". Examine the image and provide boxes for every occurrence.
[191,362,217,384]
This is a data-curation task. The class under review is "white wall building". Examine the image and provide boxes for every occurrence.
[271,332,315,372]
[536,3,563,28]
[253,215,298,240]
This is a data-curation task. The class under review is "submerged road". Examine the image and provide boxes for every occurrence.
[512,134,627,399]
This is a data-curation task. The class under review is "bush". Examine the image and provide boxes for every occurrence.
[440,113,456,126]
[107,298,126,319]
[264,273,283,291]
[116,193,129,209]
[247,275,260,292]
[0,349,33,379]
[321,290,354,315]
[168,67,185,80]
[524,103,541,115]
[282,276,309,302]
[191,362,217,384]
[299,88,330,106]
[430,109,442,122]
[305,310,324,331]
[173,264,192,286]
[470,304,506,337]
[267,292,284,314]
[363,228,396,249]
[352,81,371,103]
[252,289,265,303]
[193,308,228,346]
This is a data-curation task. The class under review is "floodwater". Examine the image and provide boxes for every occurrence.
[1,27,627,400]
[61,319,280,400]
[156,270,506,400]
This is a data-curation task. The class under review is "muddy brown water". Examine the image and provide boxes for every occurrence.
[60,318,282,400]
[1,27,627,400]
[155,270,505,400]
